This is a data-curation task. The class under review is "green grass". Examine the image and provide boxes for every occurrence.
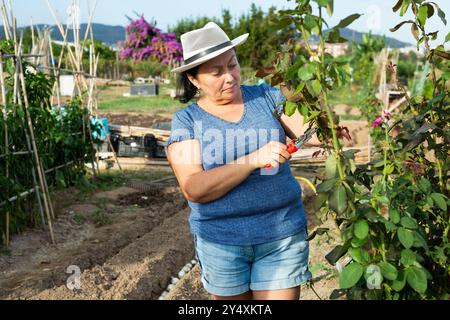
[328,85,358,107]
[98,96,184,113]
[90,209,112,227]
[96,83,183,113]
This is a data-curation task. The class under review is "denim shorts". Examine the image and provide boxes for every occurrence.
[193,227,312,297]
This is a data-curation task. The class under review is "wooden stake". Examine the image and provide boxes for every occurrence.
[1,0,11,40]
[16,36,55,244]
[48,33,61,108]
[0,52,10,246]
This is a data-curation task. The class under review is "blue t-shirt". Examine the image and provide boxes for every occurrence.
[166,83,307,245]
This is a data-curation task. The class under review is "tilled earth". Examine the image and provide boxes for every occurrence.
[0,175,340,300]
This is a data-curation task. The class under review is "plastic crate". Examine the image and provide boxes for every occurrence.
[143,134,157,156]
[117,141,152,157]
[96,141,109,153]
[154,141,167,158]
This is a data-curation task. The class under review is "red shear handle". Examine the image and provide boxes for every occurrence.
[264,141,298,169]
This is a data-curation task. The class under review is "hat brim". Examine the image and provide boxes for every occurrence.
[171,33,249,73]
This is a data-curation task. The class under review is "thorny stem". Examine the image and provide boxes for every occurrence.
[412,1,437,87]
[318,7,345,181]
[411,2,444,192]
[299,23,315,57]
[382,125,389,184]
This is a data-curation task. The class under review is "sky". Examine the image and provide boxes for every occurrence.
[10,0,450,47]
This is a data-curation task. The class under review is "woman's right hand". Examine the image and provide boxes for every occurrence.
[248,141,292,169]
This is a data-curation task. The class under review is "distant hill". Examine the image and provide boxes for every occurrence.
[313,27,413,48]
[1,24,412,48]
[0,23,126,46]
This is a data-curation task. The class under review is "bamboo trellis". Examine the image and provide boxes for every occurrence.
[0,0,121,247]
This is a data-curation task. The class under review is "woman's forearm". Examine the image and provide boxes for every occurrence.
[184,154,257,203]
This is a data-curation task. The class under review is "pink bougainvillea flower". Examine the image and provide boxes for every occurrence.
[373,117,383,128]
[382,109,392,120]
[119,15,183,65]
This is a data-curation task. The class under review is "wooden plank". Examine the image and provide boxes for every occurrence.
[108,124,170,141]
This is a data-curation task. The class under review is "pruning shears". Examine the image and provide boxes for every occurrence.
[265,127,318,169]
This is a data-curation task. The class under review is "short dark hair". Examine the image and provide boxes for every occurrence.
[176,66,200,104]
[175,49,238,104]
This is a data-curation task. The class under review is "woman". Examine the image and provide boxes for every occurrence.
[166,22,315,300]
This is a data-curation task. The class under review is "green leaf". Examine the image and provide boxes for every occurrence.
[426,196,434,207]
[430,193,447,211]
[339,262,364,289]
[311,79,322,95]
[391,270,406,292]
[400,0,411,16]
[428,31,438,41]
[348,247,370,265]
[400,248,416,266]
[329,183,348,214]
[392,0,403,12]
[398,227,415,249]
[377,196,389,204]
[351,236,368,247]
[437,7,447,25]
[342,149,360,159]
[326,28,348,43]
[389,208,400,224]
[326,0,334,16]
[299,103,309,118]
[433,49,450,60]
[325,154,337,179]
[354,220,369,240]
[335,13,362,29]
[293,82,306,95]
[445,32,450,43]
[305,110,321,123]
[298,64,317,81]
[389,20,414,32]
[418,5,429,27]
[411,23,419,41]
[401,217,418,230]
[379,261,398,281]
[383,164,394,175]
[429,2,447,25]
[413,231,429,251]
[304,15,317,32]
[418,178,431,193]
[285,101,297,116]
[422,80,434,99]
[314,192,328,211]
[424,3,435,18]
[406,266,427,294]
[316,178,337,193]
[314,0,331,6]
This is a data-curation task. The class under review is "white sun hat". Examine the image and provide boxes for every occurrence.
[171,22,249,73]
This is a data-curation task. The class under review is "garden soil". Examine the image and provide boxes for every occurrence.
[0,109,369,300]
[0,174,341,300]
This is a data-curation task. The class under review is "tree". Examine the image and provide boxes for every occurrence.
[168,4,296,71]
